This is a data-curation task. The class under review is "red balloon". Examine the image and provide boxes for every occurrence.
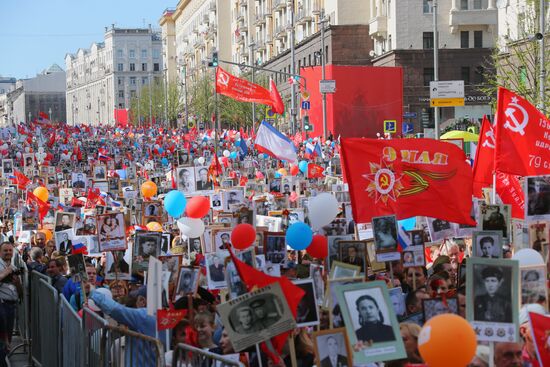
[231,224,256,250]
[306,235,328,258]
[290,165,299,176]
[186,196,210,218]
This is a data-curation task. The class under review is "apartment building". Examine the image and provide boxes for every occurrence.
[368,0,498,131]
[65,26,163,125]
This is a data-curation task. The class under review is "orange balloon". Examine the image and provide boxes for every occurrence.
[146,221,163,232]
[141,181,157,198]
[33,186,49,202]
[277,168,288,176]
[39,229,53,242]
[418,314,477,367]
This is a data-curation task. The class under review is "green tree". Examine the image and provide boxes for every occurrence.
[129,80,183,127]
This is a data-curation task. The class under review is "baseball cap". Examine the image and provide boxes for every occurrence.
[519,303,546,325]
[128,285,147,299]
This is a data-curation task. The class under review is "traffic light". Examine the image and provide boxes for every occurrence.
[212,51,218,67]
[303,115,312,131]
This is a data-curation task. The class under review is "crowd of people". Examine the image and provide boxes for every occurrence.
[0,119,546,367]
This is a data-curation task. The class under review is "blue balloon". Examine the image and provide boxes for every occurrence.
[398,217,416,231]
[158,148,164,154]
[235,140,241,147]
[230,151,238,159]
[274,172,282,178]
[161,157,169,166]
[263,153,269,159]
[298,160,308,173]
[285,222,313,250]
[164,190,187,218]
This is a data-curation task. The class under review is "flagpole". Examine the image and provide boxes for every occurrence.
[491,172,496,204]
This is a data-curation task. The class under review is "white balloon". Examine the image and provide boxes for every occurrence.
[198,157,205,165]
[307,193,339,230]
[177,217,205,238]
[223,150,230,158]
[512,248,545,266]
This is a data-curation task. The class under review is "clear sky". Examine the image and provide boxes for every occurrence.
[0,0,175,79]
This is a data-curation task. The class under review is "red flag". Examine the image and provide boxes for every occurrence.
[228,249,305,363]
[215,67,282,112]
[269,79,285,114]
[13,170,30,190]
[26,191,50,221]
[472,116,495,197]
[85,188,103,209]
[157,309,187,331]
[495,171,525,219]
[307,163,325,178]
[495,87,550,176]
[341,138,475,225]
[529,311,549,367]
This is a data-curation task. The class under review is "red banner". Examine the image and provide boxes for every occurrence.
[157,309,187,331]
[307,163,325,178]
[495,171,525,219]
[472,116,495,197]
[495,87,550,176]
[215,67,283,112]
[341,138,475,225]
[529,311,550,367]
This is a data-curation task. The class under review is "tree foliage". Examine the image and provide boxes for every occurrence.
[129,80,183,127]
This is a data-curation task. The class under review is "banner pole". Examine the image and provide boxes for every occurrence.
[492,172,496,204]
[255,343,263,367]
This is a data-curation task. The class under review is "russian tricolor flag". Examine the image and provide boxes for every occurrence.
[254,121,297,163]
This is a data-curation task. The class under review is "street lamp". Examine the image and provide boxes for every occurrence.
[318,10,329,140]
[249,39,256,130]
[427,0,439,139]
[179,63,189,128]
[48,107,52,123]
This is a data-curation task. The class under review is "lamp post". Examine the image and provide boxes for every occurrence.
[428,0,440,139]
[289,0,297,134]
[538,0,546,113]
[249,39,256,130]
[148,72,153,125]
[319,10,329,140]
[86,89,91,123]
[48,107,52,123]
[163,65,169,127]
[181,64,189,128]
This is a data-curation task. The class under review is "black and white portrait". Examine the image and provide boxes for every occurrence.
[473,231,503,258]
[73,235,100,256]
[206,251,228,289]
[526,176,550,219]
[480,203,510,239]
[133,232,162,272]
[210,193,223,211]
[224,189,244,211]
[93,165,106,180]
[195,166,212,190]
[388,287,406,319]
[226,261,246,299]
[55,229,74,255]
[71,172,87,189]
[176,267,199,297]
[313,329,352,367]
[293,279,320,327]
[521,266,547,307]
[143,201,162,218]
[472,264,513,323]
[422,297,458,322]
[177,167,196,193]
[213,230,232,251]
[372,215,400,262]
[427,217,456,242]
[55,212,76,232]
[528,222,549,257]
[97,213,126,252]
[264,233,286,264]
[310,264,325,306]
[105,249,132,280]
[338,241,366,273]
[2,159,13,177]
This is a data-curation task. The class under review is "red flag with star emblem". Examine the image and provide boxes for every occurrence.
[341,138,475,225]
[495,87,550,176]
[307,163,325,178]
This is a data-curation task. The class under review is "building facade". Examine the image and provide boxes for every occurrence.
[0,77,17,126]
[3,65,66,126]
[65,26,163,125]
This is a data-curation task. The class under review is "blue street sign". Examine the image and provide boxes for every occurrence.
[383,120,397,133]
[403,112,417,118]
[403,122,414,135]
[301,101,311,110]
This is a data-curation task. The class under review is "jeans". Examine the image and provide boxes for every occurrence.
[0,300,16,367]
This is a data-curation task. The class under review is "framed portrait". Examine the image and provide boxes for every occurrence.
[472,230,503,258]
[226,260,247,300]
[161,232,172,255]
[67,254,87,281]
[1,159,13,178]
[312,328,353,367]
[132,231,162,273]
[264,232,286,265]
[108,177,120,194]
[210,192,224,211]
[97,213,127,252]
[426,217,456,242]
[310,264,325,306]
[327,277,363,328]
[235,208,254,225]
[422,297,458,322]
[256,215,282,232]
[528,221,549,260]
[93,165,107,180]
[105,249,132,280]
[212,228,232,251]
[388,287,407,320]
[176,167,196,193]
[525,175,550,220]
[205,251,229,290]
[58,188,74,206]
[54,229,75,255]
[479,203,510,240]
[520,265,548,308]
[329,261,361,280]
[365,239,386,274]
[335,281,406,364]
[224,189,245,211]
[142,200,162,219]
[327,234,354,268]
[21,204,39,231]
[372,215,400,262]
[126,165,137,181]
[71,172,87,189]
[195,166,213,191]
[93,180,108,193]
[337,240,366,273]
[466,257,519,342]
[217,212,235,226]
[293,279,320,327]
[158,254,181,286]
[174,267,199,299]
[55,211,76,232]
[217,282,296,352]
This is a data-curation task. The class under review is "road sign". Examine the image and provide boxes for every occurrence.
[384,120,397,133]
[403,112,417,118]
[430,80,465,107]
[301,91,310,100]
[266,108,276,119]
[320,80,336,93]
[402,122,414,135]
[301,101,311,110]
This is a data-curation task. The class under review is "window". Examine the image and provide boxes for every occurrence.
[460,31,469,48]
[130,77,136,85]
[423,0,433,13]
[142,63,147,71]
[117,63,123,72]
[118,90,124,98]
[130,63,135,71]
[474,31,483,48]
[461,66,470,84]
[475,66,485,84]
[423,32,434,49]
[118,77,124,85]
[142,77,148,85]
[130,90,136,98]
[154,63,160,71]
[460,0,468,10]
[423,68,434,86]
[117,49,123,58]
[141,49,147,58]
[473,0,482,9]
[129,49,135,58]
[153,49,160,59]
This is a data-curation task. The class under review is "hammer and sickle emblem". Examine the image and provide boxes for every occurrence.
[504,102,529,135]
[482,129,496,149]
[379,174,389,188]
[217,71,230,87]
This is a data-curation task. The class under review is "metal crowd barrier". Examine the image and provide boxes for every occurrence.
[29,271,52,366]
[35,278,60,367]
[172,343,245,367]
[9,269,29,362]
[59,295,82,367]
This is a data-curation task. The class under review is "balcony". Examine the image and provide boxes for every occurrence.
[296,8,312,25]
[368,15,387,37]
[236,12,245,22]
[193,38,203,48]
[311,0,321,15]
[236,35,245,45]
[205,25,216,40]
[273,0,286,12]
[209,1,216,12]
[239,0,247,7]
[449,8,497,32]
[254,12,266,25]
